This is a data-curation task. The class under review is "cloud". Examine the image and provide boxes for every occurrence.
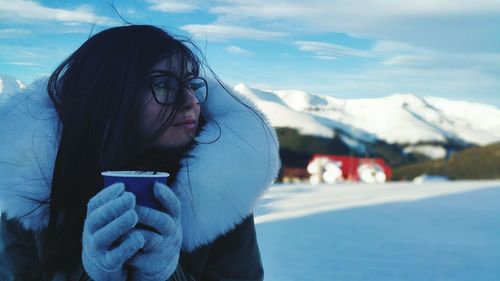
[294,41,372,60]
[373,40,500,73]
[373,41,429,54]
[209,0,500,21]
[225,45,253,56]
[313,56,339,61]
[205,0,500,53]
[382,53,500,74]
[0,45,70,70]
[0,0,114,25]
[146,0,199,13]
[0,28,31,38]
[181,24,288,41]
[382,55,434,68]
[209,0,316,18]
[5,62,40,66]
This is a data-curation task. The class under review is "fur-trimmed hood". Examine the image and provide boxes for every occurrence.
[0,79,280,252]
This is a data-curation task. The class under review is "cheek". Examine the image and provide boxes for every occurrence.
[140,98,174,134]
[194,104,201,119]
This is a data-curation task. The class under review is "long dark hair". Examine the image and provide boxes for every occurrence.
[37,25,204,279]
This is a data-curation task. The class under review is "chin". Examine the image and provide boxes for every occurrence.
[156,134,196,149]
[154,123,201,149]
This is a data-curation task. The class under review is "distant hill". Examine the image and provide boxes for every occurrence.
[0,74,26,96]
[276,127,414,168]
[393,142,500,180]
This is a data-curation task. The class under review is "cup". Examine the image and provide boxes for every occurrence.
[101,171,169,211]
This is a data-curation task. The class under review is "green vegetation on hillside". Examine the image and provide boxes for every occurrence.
[393,142,500,180]
[276,127,349,168]
[276,127,415,168]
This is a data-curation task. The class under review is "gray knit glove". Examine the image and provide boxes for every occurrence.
[82,183,145,281]
[127,182,182,281]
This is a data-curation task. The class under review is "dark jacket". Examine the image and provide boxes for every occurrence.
[180,215,264,281]
[0,214,263,281]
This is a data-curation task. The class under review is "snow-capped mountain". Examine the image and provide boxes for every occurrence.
[234,84,500,159]
[0,74,26,96]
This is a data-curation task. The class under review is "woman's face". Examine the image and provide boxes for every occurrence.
[141,58,201,148]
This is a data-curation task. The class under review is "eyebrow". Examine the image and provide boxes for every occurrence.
[149,70,177,75]
[148,70,196,78]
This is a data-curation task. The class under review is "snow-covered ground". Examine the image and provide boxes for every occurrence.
[255,180,500,281]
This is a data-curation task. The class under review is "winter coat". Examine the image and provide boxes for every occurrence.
[0,79,280,280]
[0,213,263,281]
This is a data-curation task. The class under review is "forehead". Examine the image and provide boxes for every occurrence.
[150,57,173,72]
[149,54,195,76]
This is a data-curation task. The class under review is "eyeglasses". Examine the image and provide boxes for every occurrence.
[147,72,208,105]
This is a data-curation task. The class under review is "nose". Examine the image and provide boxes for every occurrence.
[180,89,198,110]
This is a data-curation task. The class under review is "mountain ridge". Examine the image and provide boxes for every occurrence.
[233,84,500,160]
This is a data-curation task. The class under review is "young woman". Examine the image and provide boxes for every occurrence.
[0,25,280,281]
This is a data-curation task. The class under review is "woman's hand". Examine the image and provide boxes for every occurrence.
[127,182,183,281]
[82,183,145,281]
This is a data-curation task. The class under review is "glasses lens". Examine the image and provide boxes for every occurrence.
[187,77,207,104]
[150,75,179,104]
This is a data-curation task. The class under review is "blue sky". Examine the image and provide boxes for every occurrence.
[1,0,500,106]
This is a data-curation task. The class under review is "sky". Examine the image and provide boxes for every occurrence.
[1,0,500,106]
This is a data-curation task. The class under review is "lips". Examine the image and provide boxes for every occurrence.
[173,118,197,127]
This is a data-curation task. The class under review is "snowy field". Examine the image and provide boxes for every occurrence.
[254,180,500,281]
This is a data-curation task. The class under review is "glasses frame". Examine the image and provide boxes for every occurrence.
[146,71,208,106]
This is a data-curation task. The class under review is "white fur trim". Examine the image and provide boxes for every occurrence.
[0,81,58,232]
[0,79,280,251]
[174,80,280,251]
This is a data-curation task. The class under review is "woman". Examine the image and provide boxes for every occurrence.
[0,25,280,280]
